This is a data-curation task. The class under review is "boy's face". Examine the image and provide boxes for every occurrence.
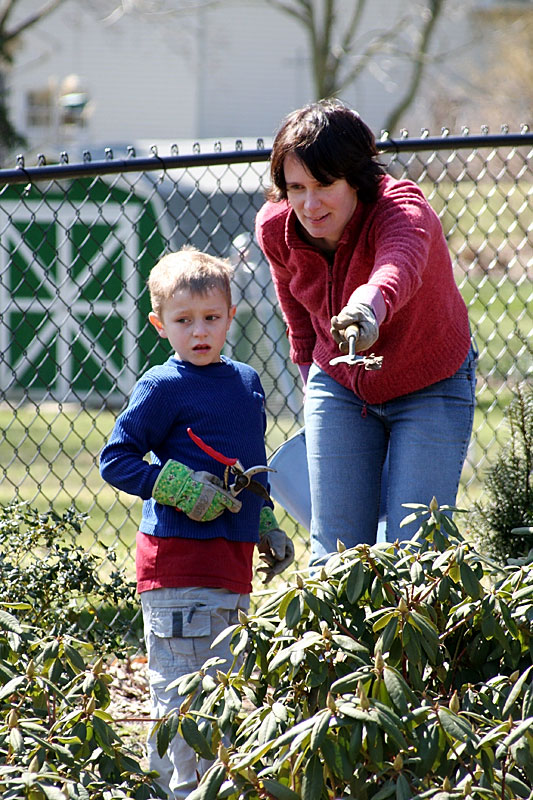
[149,287,236,366]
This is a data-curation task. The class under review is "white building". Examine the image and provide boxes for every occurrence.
[7,0,532,163]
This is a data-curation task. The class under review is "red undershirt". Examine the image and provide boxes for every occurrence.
[135,531,255,595]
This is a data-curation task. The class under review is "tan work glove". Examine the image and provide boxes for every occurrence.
[257,507,295,584]
[330,301,379,353]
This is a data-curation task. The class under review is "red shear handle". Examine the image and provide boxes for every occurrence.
[187,427,238,467]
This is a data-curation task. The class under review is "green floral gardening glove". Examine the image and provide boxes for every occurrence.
[152,459,242,522]
[257,507,295,584]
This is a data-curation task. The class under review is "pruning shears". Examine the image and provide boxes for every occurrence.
[187,427,274,502]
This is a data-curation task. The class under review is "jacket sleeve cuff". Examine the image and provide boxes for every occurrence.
[348,284,387,325]
[289,335,315,366]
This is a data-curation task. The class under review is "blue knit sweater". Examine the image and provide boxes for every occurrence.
[99,356,269,542]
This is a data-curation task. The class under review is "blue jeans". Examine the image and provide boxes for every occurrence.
[304,344,477,564]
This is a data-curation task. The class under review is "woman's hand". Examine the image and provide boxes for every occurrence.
[330,302,379,352]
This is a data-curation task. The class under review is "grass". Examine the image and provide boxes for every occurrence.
[0,266,530,582]
[0,387,518,582]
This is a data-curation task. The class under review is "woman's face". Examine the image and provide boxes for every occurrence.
[283,152,358,250]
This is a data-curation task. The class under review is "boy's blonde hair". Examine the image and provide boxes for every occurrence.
[148,246,234,317]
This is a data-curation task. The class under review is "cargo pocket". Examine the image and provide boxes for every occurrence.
[147,604,212,676]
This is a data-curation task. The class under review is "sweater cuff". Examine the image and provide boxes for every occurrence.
[289,336,315,366]
[348,285,387,325]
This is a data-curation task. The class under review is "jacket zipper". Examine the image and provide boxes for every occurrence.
[327,262,333,319]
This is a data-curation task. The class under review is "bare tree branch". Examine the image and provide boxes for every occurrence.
[267,0,315,29]
[383,0,445,133]
[1,0,66,47]
[266,0,448,128]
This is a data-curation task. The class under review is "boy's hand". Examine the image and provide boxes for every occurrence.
[257,507,295,583]
[152,460,242,522]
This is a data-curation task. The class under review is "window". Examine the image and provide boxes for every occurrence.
[26,88,54,128]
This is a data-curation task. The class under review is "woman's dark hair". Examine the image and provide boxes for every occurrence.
[267,99,385,204]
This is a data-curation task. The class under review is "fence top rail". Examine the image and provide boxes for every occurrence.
[1,130,532,187]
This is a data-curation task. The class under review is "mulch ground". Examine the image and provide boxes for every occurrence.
[107,655,151,761]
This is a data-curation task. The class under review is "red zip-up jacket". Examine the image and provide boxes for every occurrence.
[255,174,471,405]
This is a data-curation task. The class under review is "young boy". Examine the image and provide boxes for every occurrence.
[99,246,294,799]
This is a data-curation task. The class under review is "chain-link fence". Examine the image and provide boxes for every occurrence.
[0,132,531,589]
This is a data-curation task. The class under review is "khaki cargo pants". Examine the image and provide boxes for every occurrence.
[141,586,249,799]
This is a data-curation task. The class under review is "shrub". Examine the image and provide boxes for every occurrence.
[0,501,162,799]
[159,501,533,800]
[0,606,163,799]
[470,384,533,565]
[0,502,139,655]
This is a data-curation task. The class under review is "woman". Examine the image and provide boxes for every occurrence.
[255,99,476,564]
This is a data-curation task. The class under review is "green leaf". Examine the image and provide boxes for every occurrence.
[310,710,331,752]
[372,707,408,749]
[399,511,424,527]
[302,753,323,800]
[408,609,439,641]
[410,560,424,585]
[210,623,239,649]
[336,702,371,723]
[258,710,279,745]
[331,671,372,695]
[377,615,399,656]
[522,681,533,718]
[42,639,60,662]
[0,675,27,699]
[440,513,459,538]
[43,787,72,800]
[330,634,370,658]
[224,685,242,714]
[437,707,476,743]
[156,714,178,758]
[346,561,366,603]
[321,736,343,778]
[383,667,410,714]
[416,722,441,774]
[243,647,256,680]
[372,610,398,633]
[301,588,321,617]
[372,779,396,800]
[502,772,532,799]
[180,716,214,760]
[195,763,226,800]
[402,620,422,664]
[285,594,304,628]
[502,666,533,718]
[459,562,482,600]
[63,643,87,672]
[268,646,293,672]
[395,774,412,800]
[278,588,298,620]
[169,671,203,695]
[231,627,248,656]
[0,608,23,634]
[92,713,117,753]
[501,716,533,749]
[9,726,24,753]
[270,716,315,749]
[261,779,301,800]
[497,597,519,638]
